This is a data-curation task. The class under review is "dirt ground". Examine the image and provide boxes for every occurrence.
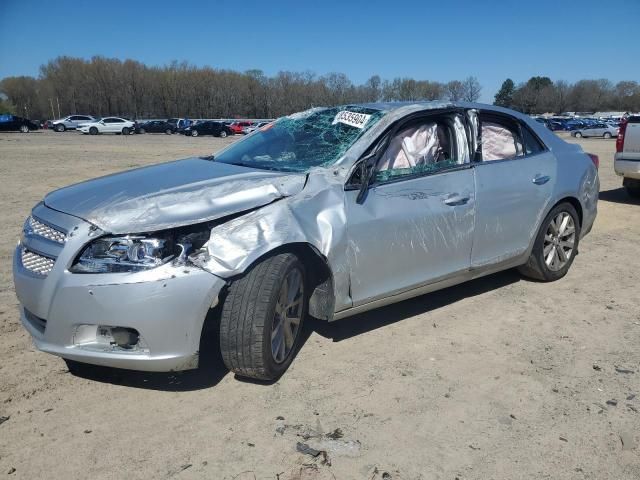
[0,129,638,480]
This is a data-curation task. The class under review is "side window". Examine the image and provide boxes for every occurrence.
[69,116,80,121]
[479,117,523,161]
[522,125,545,155]
[113,118,124,123]
[375,116,464,182]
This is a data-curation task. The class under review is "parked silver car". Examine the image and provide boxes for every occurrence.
[572,122,619,138]
[52,115,96,132]
[13,102,599,380]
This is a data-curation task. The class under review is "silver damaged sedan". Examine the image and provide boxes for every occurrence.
[13,102,599,380]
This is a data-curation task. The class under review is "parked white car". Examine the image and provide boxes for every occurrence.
[571,123,619,138]
[78,117,135,135]
[52,115,96,132]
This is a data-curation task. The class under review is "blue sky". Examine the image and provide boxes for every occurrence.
[1,0,638,102]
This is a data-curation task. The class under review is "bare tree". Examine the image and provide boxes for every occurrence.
[462,76,482,102]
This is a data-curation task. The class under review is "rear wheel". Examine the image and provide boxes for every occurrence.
[603,132,612,139]
[89,126,98,135]
[518,202,580,282]
[122,127,130,135]
[138,128,146,134]
[165,128,172,134]
[219,253,307,380]
[624,178,640,198]
[19,124,29,133]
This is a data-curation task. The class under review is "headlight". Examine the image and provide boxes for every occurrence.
[70,234,176,273]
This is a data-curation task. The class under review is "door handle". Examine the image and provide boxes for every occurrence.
[532,174,551,185]
[443,194,470,206]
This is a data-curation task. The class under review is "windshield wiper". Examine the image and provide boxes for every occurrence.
[199,154,215,161]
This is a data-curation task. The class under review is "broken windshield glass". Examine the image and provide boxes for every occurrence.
[215,106,385,172]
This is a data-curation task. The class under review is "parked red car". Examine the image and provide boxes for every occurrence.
[229,121,253,134]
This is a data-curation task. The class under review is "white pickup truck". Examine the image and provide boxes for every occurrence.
[615,116,640,198]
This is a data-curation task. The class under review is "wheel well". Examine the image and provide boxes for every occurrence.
[254,243,335,321]
[556,196,583,227]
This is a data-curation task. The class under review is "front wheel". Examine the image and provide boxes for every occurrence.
[89,127,98,135]
[55,124,65,132]
[219,130,228,138]
[518,202,580,281]
[191,130,199,137]
[165,128,172,135]
[219,253,307,380]
[574,132,582,138]
[19,124,29,133]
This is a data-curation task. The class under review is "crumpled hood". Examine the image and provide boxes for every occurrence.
[44,158,306,234]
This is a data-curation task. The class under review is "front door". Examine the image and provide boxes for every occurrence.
[345,113,476,306]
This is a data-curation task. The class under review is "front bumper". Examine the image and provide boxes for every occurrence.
[13,205,226,372]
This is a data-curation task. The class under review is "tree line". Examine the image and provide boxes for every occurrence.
[0,56,483,120]
[1,56,637,120]
[494,77,640,114]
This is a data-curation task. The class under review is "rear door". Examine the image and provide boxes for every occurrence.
[472,112,555,268]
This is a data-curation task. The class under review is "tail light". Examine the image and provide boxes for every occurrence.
[587,153,599,169]
[617,118,628,152]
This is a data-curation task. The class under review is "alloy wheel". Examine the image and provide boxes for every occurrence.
[271,267,304,363]
[543,212,576,271]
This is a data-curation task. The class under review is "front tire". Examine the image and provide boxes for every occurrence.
[219,253,307,380]
[191,130,199,137]
[574,132,582,138]
[518,202,580,281]
[55,124,65,132]
[219,130,228,138]
[89,127,98,135]
[165,128,172,135]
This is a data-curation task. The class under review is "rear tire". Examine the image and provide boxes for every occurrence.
[603,132,612,139]
[122,127,130,135]
[219,253,307,381]
[165,128,172,135]
[624,178,640,198]
[138,128,146,134]
[518,202,581,282]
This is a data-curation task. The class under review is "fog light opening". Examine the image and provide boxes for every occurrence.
[98,326,140,349]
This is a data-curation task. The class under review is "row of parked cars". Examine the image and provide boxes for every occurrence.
[534,116,623,138]
[43,115,270,137]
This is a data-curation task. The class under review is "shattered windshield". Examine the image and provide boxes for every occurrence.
[214,106,385,172]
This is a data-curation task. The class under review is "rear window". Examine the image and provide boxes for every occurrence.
[522,125,545,155]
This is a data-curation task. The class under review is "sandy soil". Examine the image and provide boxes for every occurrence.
[0,130,638,480]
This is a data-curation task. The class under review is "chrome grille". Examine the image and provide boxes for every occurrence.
[21,248,56,276]
[27,216,66,244]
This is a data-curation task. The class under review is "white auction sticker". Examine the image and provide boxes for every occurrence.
[332,110,372,129]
